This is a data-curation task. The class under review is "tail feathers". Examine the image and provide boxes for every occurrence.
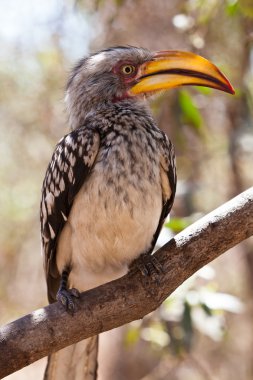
[44,336,99,380]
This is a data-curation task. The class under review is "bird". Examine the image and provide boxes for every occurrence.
[40,46,234,380]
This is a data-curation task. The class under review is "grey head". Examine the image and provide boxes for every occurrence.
[65,45,234,130]
[65,46,153,129]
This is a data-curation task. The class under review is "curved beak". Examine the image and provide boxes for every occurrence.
[130,50,235,95]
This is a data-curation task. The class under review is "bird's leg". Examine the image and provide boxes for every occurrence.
[129,252,164,278]
[56,268,80,312]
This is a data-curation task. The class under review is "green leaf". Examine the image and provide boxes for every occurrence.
[226,0,239,16]
[125,326,140,346]
[165,217,191,233]
[193,86,213,95]
[178,89,204,133]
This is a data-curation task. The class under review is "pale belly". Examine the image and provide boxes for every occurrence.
[56,169,162,291]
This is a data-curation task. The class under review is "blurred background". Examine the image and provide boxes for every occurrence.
[0,0,253,379]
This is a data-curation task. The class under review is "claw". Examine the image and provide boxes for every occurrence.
[130,253,164,278]
[57,287,80,313]
[148,256,163,275]
[70,288,80,298]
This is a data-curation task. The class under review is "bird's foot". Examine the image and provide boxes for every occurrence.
[129,253,164,279]
[56,287,80,313]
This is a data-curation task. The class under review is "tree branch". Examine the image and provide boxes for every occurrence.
[1,187,253,378]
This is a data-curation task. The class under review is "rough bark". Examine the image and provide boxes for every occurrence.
[1,187,253,379]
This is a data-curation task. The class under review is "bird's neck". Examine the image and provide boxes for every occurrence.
[66,97,151,131]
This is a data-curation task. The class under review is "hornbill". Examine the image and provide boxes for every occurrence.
[40,46,234,379]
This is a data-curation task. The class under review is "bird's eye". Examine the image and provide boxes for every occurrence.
[121,65,136,75]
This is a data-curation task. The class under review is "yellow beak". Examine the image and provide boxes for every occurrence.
[130,50,234,95]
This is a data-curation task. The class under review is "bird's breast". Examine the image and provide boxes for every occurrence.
[57,127,163,290]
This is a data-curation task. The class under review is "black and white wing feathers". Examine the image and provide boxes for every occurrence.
[40,126,100,302]
[151,133,177,248]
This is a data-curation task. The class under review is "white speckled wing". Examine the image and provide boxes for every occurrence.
[40,126,100,303]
